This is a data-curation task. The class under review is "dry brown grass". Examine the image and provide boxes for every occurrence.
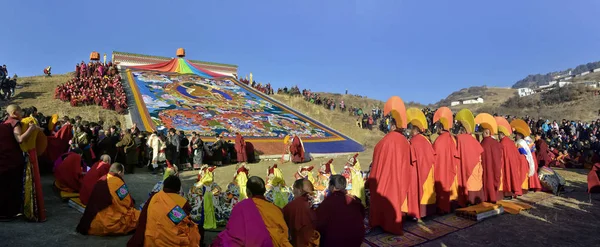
[272,94,384,150]
[1,74,125,125]
[445,87,517,112]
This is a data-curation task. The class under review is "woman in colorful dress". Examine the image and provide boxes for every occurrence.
[187,165,225,230]
[265,164,294,208]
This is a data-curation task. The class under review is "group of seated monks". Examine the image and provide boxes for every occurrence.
[75,61,119,78]
[54,70,127,114]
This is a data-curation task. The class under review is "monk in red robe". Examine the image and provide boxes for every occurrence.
[79,155,111,205]
[290,134,306,163]
[368,117,413,235]
[535,133,552,168]
[283,179,320,247]
[45,122,73,165]
[317,175,365,246]
[498,128,524,197]
[480,128,504,203]
[234,132,247,163]
[432,122,459,213]
[455,125,484,206]
[54,149,85,192]
[409,124,436,218]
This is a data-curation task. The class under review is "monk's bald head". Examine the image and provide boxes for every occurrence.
[110,162,125,175]
[100,154,111,164]
[246,176,266,197]
[293,178,314,197]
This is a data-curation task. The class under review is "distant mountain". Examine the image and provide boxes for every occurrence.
[511,61,600,89]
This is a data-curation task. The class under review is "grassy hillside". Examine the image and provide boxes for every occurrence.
[436,86,516,110]
[1,74,125,125]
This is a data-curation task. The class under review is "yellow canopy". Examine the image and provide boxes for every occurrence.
[455,109,475,134]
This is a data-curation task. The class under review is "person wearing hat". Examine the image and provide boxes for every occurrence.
[511,119,543,192]
[432,107,459,214]
[476,113,504,203]
[455,109,485,206]
[496,117,524,197]
[407,108,436,219]
[368,96,412,235]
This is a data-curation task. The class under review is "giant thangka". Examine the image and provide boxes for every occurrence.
[118,51,363,155]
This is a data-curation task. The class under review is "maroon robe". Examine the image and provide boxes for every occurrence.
[500,137,523,196]
[432,131,459,213]
[54,152,84,192]
[235,134,247,163]
[0,118,25,218]
[535,139,552,168]
[79,161,110,205]
[283,194,317,247]
[409,134,435,218]
[46,124,73,165]
[481,137,504,203]
[456,133,484,206]
[316,191,365,246]
[290,136,305,163]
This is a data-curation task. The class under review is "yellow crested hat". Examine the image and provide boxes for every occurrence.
[495,116,512,136]
[406,107,427,132]
[433,107,453,130]
[383,96,407,129]
[455,109,475,134]
[510,119,531,137]
[475,113,498,135]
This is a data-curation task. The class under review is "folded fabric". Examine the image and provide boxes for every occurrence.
[456,202,500,214]
[60,191,80,199]
[68,198,86,214]
[496,201,532,215]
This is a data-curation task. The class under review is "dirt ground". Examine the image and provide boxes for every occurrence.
[1,155,599,247]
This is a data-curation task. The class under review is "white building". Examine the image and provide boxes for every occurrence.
[451,101,461,106]
[583,81,598,88]
[558,81,571,87]
[548,81,557,86]
[580,71,590,77]
[518,87,535,97]
[593,68,600,73]
[457,96,484,105]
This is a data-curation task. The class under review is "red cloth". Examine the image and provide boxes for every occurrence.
[409,134,435,218]
[316,191,365,246]
[587,163,600,193]
[500,137,523,196]
[535,139,552,168]
[54,152,84,192]
[79,161,110,205]
[0,119,25,218]
[529,153,543,191]
[76,173,129,234]
[235,134,247,163]
[432,132,458,213]
[291,136,305,163]
[456,134,484,206]
[283,194,317,247]
[481,137,503,203]
[368,131,412,235]
[46,124,73,164]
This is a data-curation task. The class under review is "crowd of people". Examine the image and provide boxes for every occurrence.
[0,65,17,101]
[54,62,128,113]
[239,78,274,95]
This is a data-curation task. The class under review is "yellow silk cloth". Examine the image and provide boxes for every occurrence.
[349,160,366,206]
[88,174,140,236]
[496,200,532,215]
[235,172,249,200]
[269,168,291,208]
[252,198,293,247]
[455,202,500,215]
[145,191,200,247]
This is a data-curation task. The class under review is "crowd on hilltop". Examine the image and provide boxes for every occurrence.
[239,78,274,95]
[0,64,17,101]
[54,62,127,114]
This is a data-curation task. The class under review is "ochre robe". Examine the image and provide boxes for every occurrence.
[481,137,504,203]
[456,134,484,206]
[127,191,200,247]
[409,134,436,218]
[432,131,459,213]
[76,173,140,236]
[283,194,319,247]
[212,196,292,247]
[234,134,247,163]
[290,136,305,163]
[500,137,523,196]
[54,152,84,192]
[368,130,412,235]
[316,191,365,246]
[79,161,110,205]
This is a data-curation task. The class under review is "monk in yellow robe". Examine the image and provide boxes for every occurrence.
[212,176,292,247]
[77,163,140,236]
[128,176,201,247]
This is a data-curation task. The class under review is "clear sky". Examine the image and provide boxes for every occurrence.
[2,0,600,104]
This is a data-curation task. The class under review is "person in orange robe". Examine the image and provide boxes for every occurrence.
[234,132,247,163]
[79,154,111,205]
[283,179,320,247]
[432,110,459,214]
[368,117,413,235]
[454,118,484,206]
[212,176,292,247]
[480,127,504,203]
[317,175,365,246]
[76,163,140,236]
[127,175,200,247]
[54,149,85,192]
[407,108,436,218]
[497,123,524,197]
[290,134,306,163]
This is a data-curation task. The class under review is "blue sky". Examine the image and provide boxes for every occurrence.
[2,0,600,104]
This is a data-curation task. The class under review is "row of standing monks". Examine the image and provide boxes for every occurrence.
[368,96,542,235]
